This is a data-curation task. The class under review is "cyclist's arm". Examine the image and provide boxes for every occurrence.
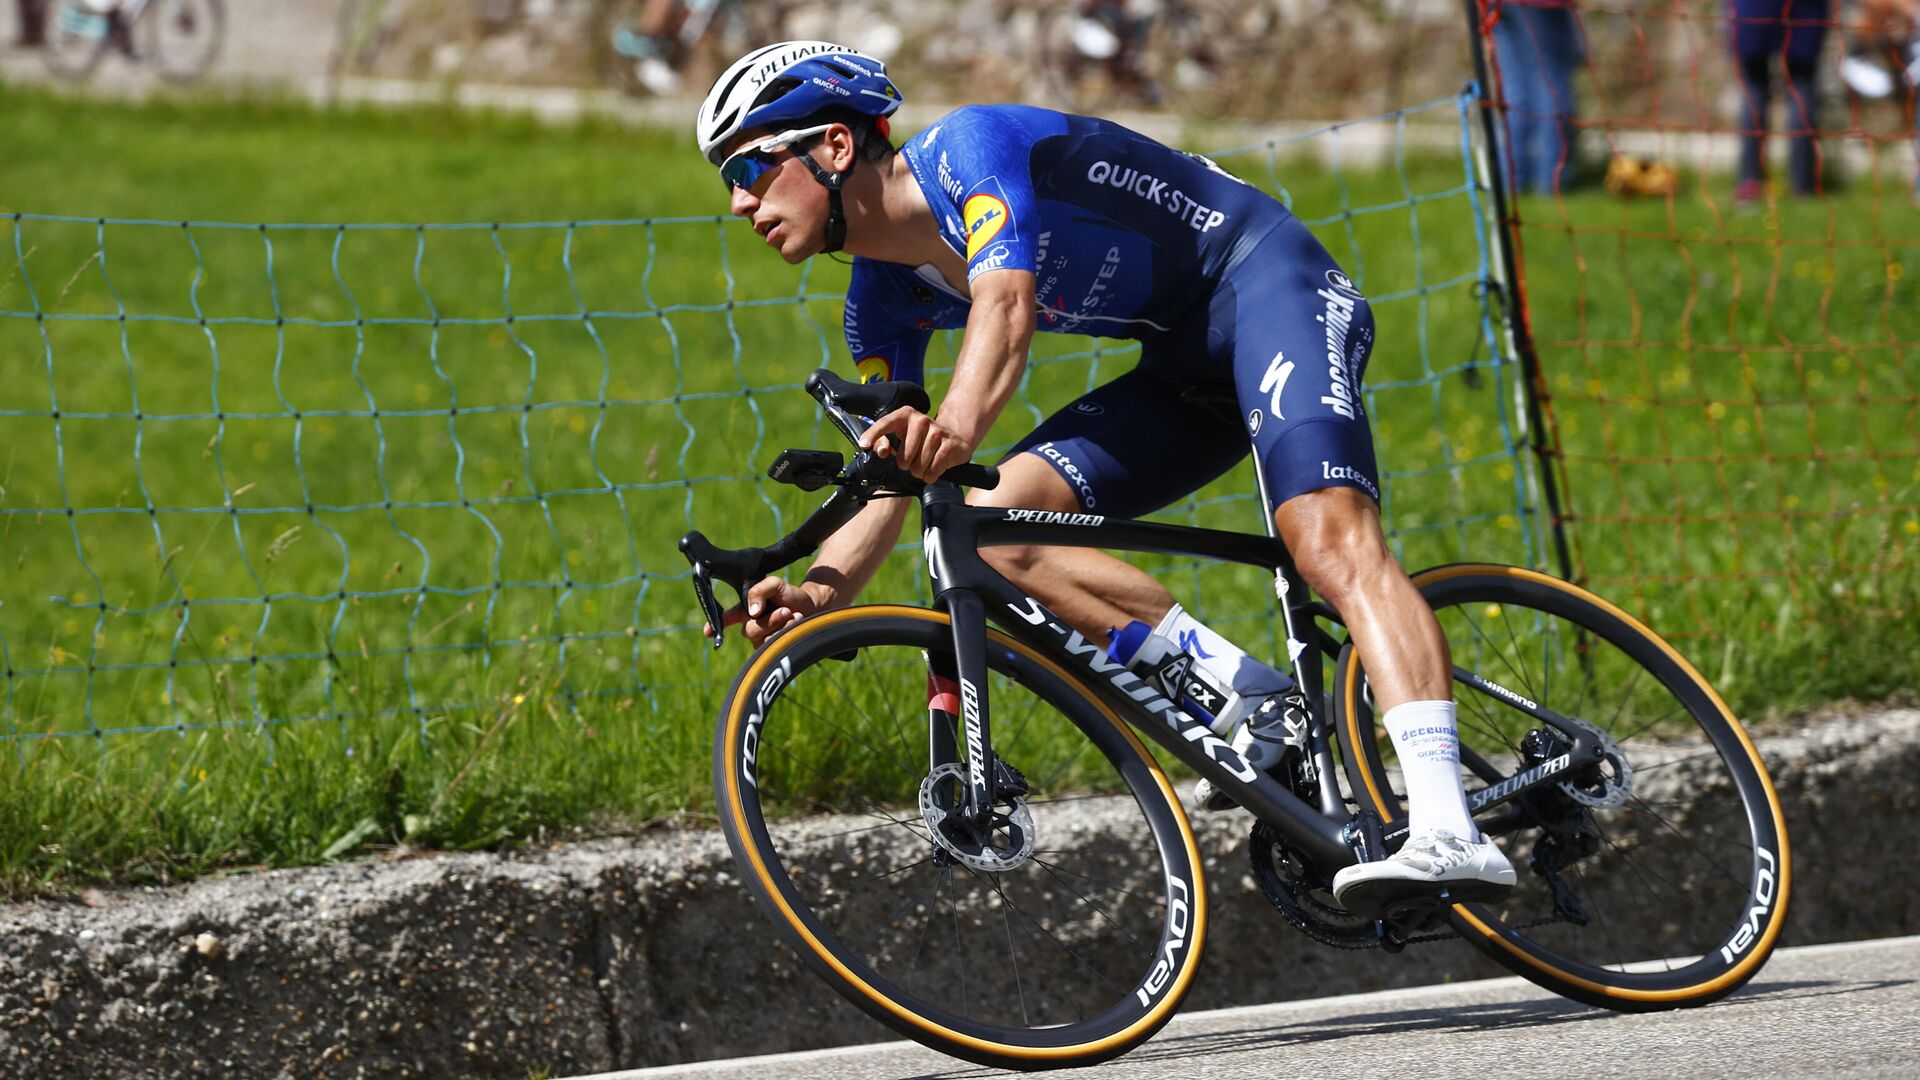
[860,268,1037,481]
[715,486,912,646]
[799,495,912,610]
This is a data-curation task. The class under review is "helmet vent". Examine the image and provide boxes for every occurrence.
[753,76,803,110]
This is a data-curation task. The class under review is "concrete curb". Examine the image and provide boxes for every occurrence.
[2,708,1915,1078]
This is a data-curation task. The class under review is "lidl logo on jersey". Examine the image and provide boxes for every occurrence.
[856,355,893,384]
[964,193,1010,259]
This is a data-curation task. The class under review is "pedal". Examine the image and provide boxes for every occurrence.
[1380,896,1450,935]
[1374,896,1449,950]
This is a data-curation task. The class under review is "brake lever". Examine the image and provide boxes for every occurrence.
[679,530,752,651]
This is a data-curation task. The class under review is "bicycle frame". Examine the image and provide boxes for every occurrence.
[916,482,1365,871]
[912,481,1611,879]
[681,371,1609,886]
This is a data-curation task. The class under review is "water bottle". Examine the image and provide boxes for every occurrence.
[1107,619,1290,738]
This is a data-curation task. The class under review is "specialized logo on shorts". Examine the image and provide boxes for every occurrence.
[964,193,1010,259]
[1071,401,1106,416]
[1258,349,1295,420]
[1324,269,1365,299]
[856,355,892,383]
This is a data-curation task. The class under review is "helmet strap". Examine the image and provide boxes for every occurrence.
[794,129,864,254]
[795,151,853,253]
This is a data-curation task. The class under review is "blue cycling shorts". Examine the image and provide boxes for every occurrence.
[1005,215,1380,518]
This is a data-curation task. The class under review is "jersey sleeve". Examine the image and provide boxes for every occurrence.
[843,259,933,387]
[940,108,1042,283]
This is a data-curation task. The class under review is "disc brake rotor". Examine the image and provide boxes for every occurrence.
[1555,715,1634,809]
[919,762,1036,873]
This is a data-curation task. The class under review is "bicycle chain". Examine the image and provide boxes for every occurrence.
[1248,822,1574,949]
[1399,911,1572,946]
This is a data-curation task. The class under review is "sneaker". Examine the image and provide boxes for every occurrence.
[1331,828,1516,917]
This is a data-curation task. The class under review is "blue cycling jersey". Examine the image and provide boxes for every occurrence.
[844,103,1288,385]
[842,103,1383,514]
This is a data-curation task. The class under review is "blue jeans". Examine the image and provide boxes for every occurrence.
[1736,50,1824,193]
[1492,4,1584,194]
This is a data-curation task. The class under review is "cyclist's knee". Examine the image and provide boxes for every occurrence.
[966,451,1081,513]
[969,454,1079,584]
[1276,487,1400,606]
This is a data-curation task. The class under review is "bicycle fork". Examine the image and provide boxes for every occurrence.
[928,574,1002,833]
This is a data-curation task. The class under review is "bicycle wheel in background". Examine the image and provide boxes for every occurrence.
[713,606,1205,1070]
[1336,564,1790,1011]
[41,0,111,79]
[143,0,222,82]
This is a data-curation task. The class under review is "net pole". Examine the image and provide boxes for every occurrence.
[1459,0,1576,581]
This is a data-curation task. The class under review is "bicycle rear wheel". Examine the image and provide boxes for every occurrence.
[713,605,1205,1070]
[42,0,110,79]
[1336,564,1789,1011]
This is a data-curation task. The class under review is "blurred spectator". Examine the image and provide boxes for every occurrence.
[1491,0,1586,194]
[15,0,46,47]
[1730,0,1830,201]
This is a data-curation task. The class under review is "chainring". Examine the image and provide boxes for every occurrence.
[1247,822,1378,949]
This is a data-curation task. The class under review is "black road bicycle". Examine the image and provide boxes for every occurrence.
[679,371,1790,1071]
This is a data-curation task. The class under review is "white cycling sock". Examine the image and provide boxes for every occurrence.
[1382,700,1478,840]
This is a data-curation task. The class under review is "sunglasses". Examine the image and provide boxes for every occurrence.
[718,123,834,194]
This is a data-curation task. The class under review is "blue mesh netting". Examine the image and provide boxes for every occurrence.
[0,92,1543,749]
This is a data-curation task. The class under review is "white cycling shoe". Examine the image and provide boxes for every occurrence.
[1332,828,1516,918]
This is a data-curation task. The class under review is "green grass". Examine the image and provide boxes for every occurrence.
[0,84,1913,895]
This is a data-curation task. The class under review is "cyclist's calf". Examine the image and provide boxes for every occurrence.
[1276,487,1451,706]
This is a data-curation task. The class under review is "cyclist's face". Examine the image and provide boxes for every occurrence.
[723,130,832,264]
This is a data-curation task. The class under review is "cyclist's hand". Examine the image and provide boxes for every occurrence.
[859,407,976,484]
[707,576,823,648]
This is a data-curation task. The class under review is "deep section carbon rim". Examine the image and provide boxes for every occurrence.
[1339,566,1788,1008]
[715,607,1204,1068]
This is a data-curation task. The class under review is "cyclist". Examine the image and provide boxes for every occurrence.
[694,40,1515,915]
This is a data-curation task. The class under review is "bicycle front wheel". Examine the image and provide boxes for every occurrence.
[144,0,223,83]
[713,606,1205,1070]
[1337,565,1790,1011]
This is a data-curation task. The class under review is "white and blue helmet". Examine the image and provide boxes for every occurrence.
[696,41,903,165]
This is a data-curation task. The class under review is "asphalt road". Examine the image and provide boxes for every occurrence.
[571,935,1920,1079]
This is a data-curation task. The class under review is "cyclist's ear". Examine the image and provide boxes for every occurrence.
[818,123,859,171]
